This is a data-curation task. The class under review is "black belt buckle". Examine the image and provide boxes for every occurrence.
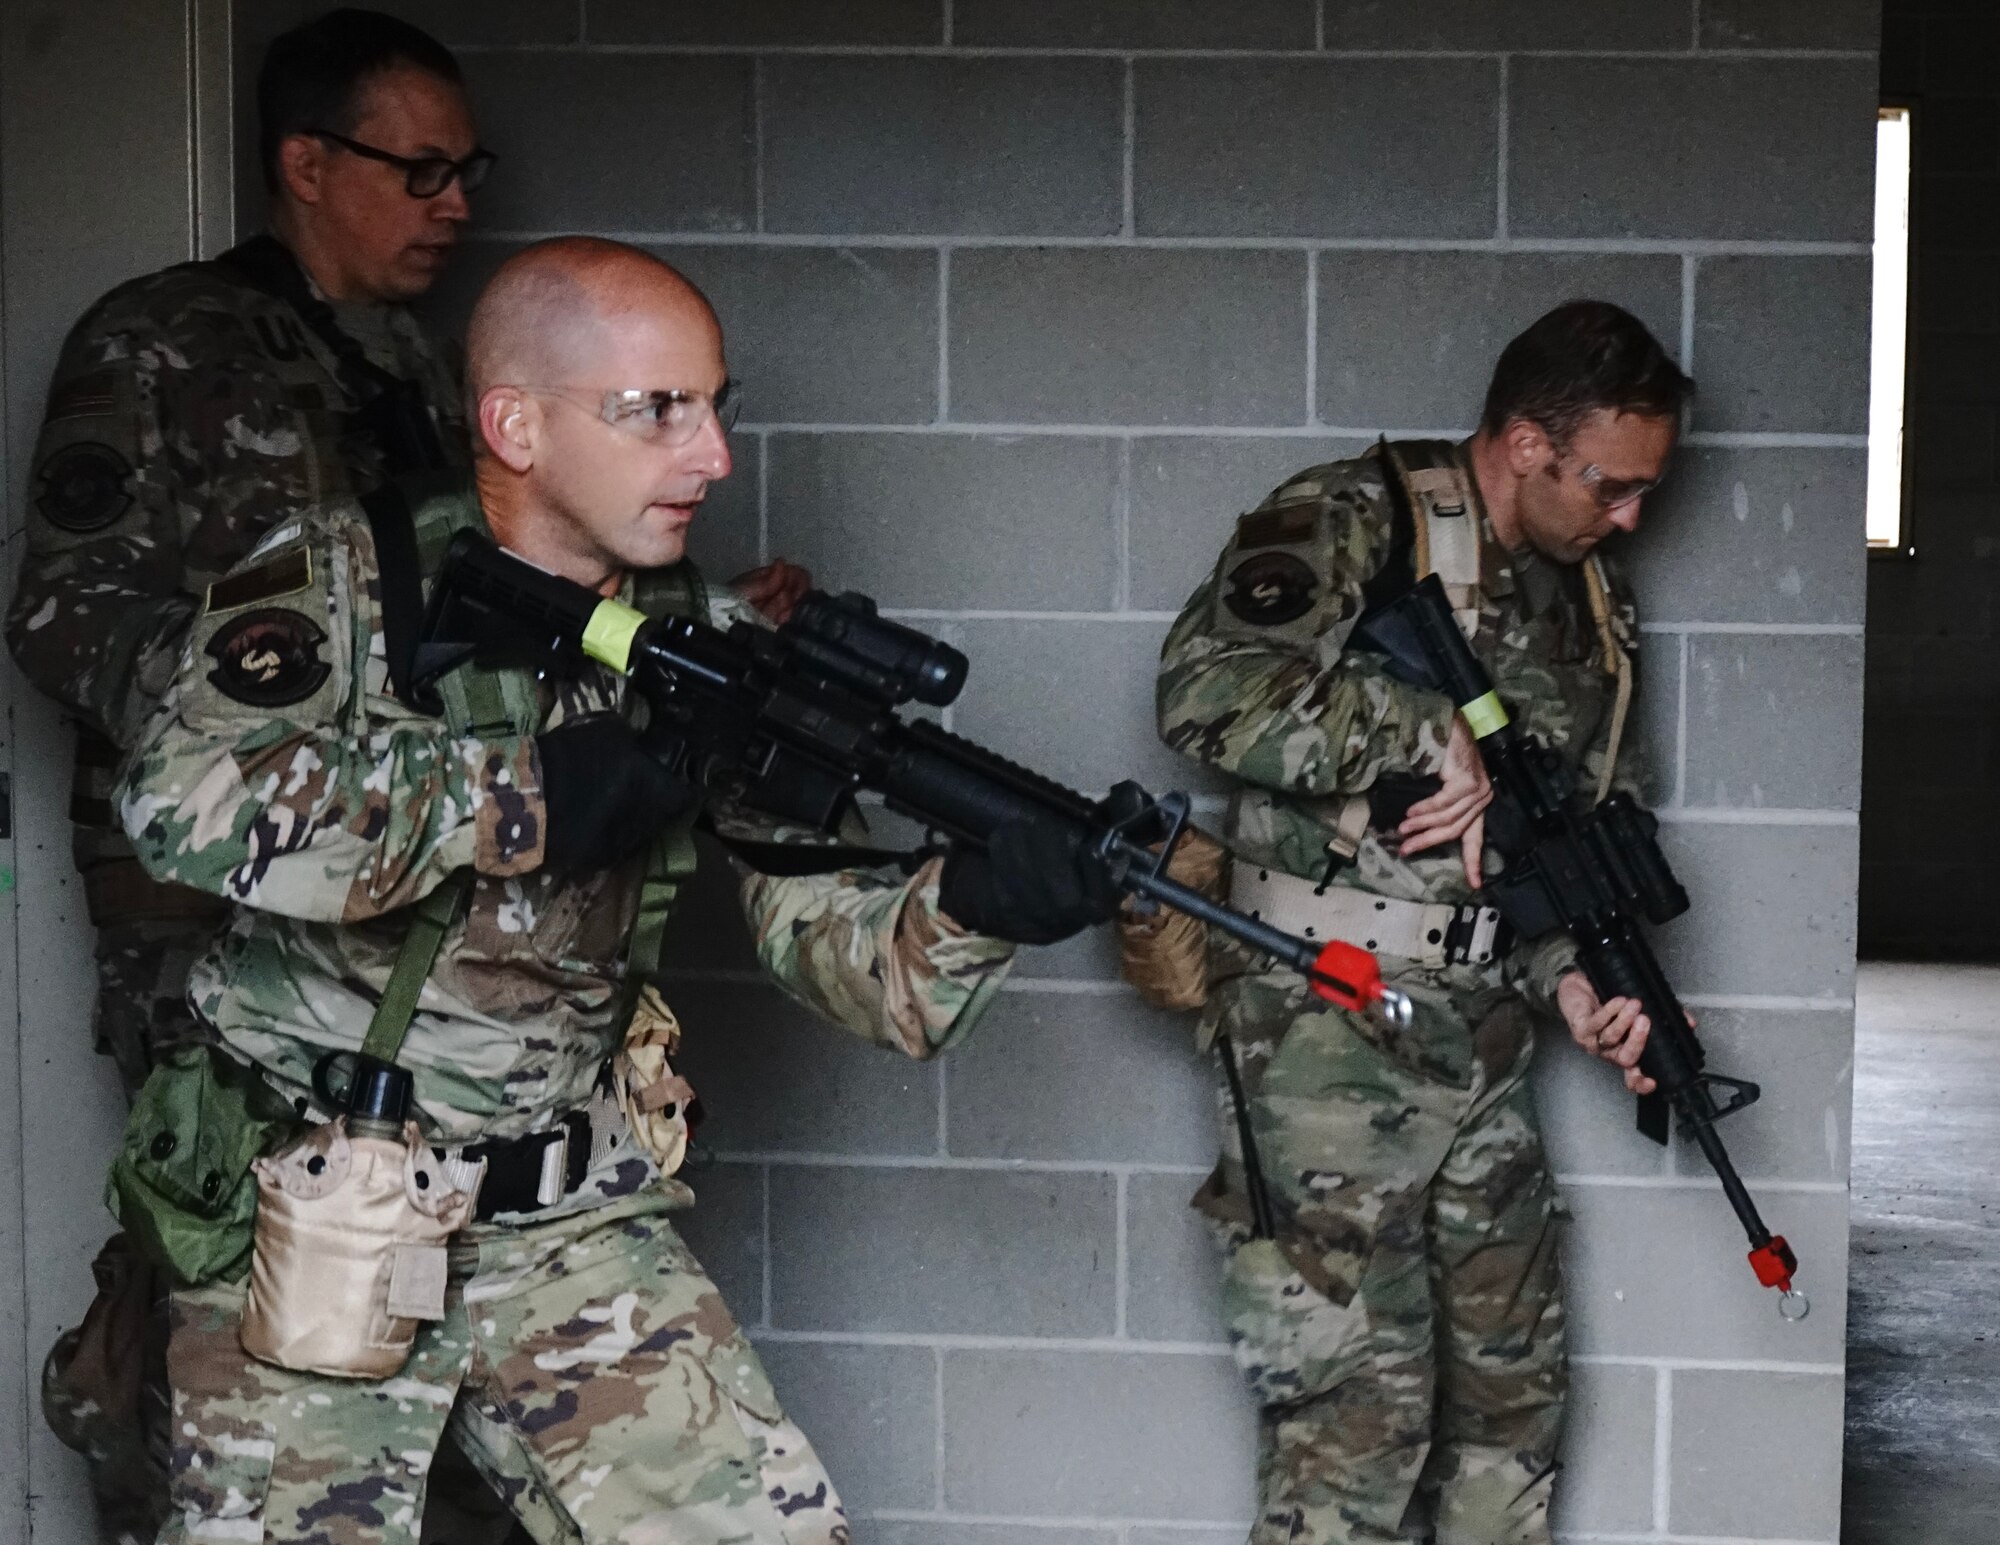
[1443,904,1514,967]
[463,1111,593,1222]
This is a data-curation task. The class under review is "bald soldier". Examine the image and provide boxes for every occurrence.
[114,236,1117,1545]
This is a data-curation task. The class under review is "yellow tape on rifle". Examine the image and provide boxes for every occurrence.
[1460,690,1509,738]
[582,598,646,673]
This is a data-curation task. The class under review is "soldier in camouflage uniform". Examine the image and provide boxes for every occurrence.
[114,235,1115,1545]
[5,16,488,1543]
[1156,303,1694,1544]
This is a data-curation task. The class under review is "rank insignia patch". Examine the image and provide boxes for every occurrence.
[35,441,134,533]
[205,607,331,708]
[1224,551,1319,626]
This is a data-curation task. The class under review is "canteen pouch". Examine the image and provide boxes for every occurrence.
[615,983,700,1176]
[239,1119,472,1379]
[1116,826,1230,1011]
[107,1044,301,1288]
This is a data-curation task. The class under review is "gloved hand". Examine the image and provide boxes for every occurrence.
[536,714,698,873]
[937,819,1121,945]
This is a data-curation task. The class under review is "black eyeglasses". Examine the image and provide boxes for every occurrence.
[312,130,496,198]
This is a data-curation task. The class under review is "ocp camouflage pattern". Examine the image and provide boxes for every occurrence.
[1156,441,1642,1544]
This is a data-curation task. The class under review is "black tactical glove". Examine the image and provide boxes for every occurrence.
[536,714,698,873]
[937,819,1121,946]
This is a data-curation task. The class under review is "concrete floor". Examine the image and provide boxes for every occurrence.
[1843,962,2000,1542]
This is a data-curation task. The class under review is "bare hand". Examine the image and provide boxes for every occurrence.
[1553,971,1699,1097]
[1398,716,1494,887]
[731,559,813,625]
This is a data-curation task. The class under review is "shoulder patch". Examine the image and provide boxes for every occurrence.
[46,370,119,423]
[1223,551,1320,627]
[34,441,133,532]
[1235,502,1318,551]
[206,548,313,615]
[204,607,330,707]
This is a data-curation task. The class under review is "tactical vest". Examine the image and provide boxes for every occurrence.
[356,476,708,1063]
[1381,439,1634,808]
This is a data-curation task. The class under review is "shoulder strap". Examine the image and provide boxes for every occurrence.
[360,482,427,708]
[1581,556,1635,805]
[359,871,472,1065]
[1381,438,1482,640]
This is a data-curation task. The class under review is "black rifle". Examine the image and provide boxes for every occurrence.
[413,531,1408,1032]
[1353,574,1806,1317]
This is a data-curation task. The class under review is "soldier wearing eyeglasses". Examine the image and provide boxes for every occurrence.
[6,11,492,1544]
[1156,301,1690,1545]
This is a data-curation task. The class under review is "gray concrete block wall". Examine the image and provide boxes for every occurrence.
[1863,1,2000,959]
[244,2,1869,1539]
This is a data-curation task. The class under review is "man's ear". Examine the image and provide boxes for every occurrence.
[276,133,328,208]
[1502,417,1557,478]
[479,387,537,472]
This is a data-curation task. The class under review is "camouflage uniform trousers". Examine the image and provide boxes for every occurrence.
[158,1198,847,1545]
[1206,978,1566,1545]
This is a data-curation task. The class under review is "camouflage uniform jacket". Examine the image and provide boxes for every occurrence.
[7,243,464,873]
[115,491,1016,1211]
[1157,441,1641,1033]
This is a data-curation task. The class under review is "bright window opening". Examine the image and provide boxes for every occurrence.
[1868,105,1914,552]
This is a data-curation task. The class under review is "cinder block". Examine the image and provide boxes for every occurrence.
[1667,1368,1845,1539]
[673,1162,767,1327]
[1913,98,2000,180]
[1628,630,1680,809]
[1561,1185,1846,1364]
[1652,822,1857,999]
[668,979,942,1156]
[1325,0,1687,50]
[754,1341,938,1512]
[1628,447,1867,626]
[1124,1170,1228,1344]
[1134,60,1496,238]
[763,58,1122,237]
[942,1349,1257,1519]
[1700,0,1880,48]
[1508,58,1876,240]
[654,245,939,425]
[1879,14,1920,97]
[1917,252,2000,333]
[654,834,764,975]
[1664,1007,1854,1184]
[766,434,1120,610]
[951,616,1228,795]
[382,0,579,42]
[1315,252,1683,430]
[769,1166,1118,1335]
[873,1528,1116,1545]
[462,55,754,232]
[956,0,1314,48]
[1128,436,1369,612]
[944,989,1213,1165]
[1692,257,1872,434]
[1547,1363,1656,1537]
[1683,635,1863,810]
[587,0,941,44]
[1531,1032,1674,1180]
[1918,177,2000,255]
[949,248,1307,427]
[1916,14,2000,97]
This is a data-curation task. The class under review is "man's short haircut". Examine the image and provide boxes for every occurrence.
[258,8,462,192]
[1480,300,1695,449]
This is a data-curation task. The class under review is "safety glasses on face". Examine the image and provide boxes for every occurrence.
[525,383,744,448]
[1572,461,1660,511]
[312,130,496,197]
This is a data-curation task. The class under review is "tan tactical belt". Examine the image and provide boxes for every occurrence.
[82,859,232,928]
[1228,864,1507,971]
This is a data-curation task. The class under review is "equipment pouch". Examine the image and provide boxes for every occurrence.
[615,984,700,1176]
[239,1119,472,1379]
[1116,826,1229,1011]
[107,1044,302,1288]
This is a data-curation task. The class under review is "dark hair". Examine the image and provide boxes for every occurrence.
[1479,300,1694,448]
[258,8,462,192]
